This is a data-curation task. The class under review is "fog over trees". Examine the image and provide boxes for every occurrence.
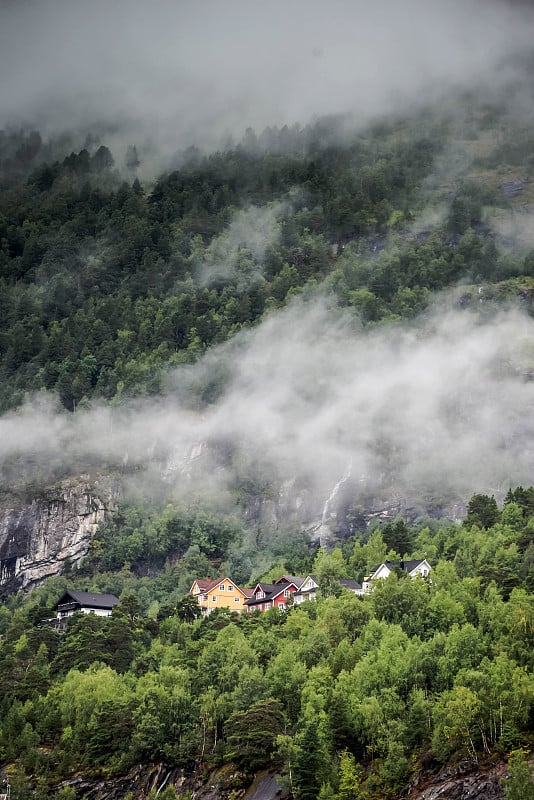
[0,1,534,798]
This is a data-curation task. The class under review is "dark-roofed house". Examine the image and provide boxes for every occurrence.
[339,578,363,595]
[362,559,431,594]
[53,590,120,621]
[292,575,320,605]
[273,575,305,587]
[244,576,303,613]
[293,575,364,604]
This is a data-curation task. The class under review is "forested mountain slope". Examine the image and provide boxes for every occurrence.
[0,492,533,799]
[1,105,534,415]
[1,25,534,800]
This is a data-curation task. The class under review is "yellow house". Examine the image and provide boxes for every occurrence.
[189,577,252,615]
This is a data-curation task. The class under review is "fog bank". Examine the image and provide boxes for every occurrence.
[2,298,534,516]
[1,0,533,161]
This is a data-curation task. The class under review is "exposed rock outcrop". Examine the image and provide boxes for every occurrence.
[54,764,287,800]
[0,476,118,597]
[405,759,508,799]
[44,758,518,800]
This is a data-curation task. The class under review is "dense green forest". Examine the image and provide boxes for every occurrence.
[1,97,534,799]
[1,107,534,414]
[0,490,533,799]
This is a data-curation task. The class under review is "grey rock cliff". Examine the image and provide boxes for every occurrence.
[0,476,118,597]
[46,758,517,800]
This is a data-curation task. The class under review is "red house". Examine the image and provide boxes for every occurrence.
[244,576,304,613]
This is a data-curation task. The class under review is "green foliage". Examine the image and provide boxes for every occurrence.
[225,699,285,772]
[3,98,534,796]
[0,489,533,793]
[2,109,531,420]
[292,720,326,800]
[502,749,534,800]
[464,494,500,530]
[55,787,76,800]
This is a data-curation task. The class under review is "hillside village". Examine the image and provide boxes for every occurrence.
[2,1,534,790]
[4,493,532,800]
[189,559,432,616]
[45,558,433,624]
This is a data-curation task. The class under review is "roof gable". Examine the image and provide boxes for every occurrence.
[371,562,394,579]
[190,578,219,594]
[299,575,319,591]
[274,575,305,588]
[369,559,431,580]
[190,578,250,598]
[245,581,296,605]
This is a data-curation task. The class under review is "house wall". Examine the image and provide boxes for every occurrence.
[293,589,317,605]
[60,606,114,618]
[246,584,297,613]
[192,581,248,615]
[409,561,431,578]
[372,564,393,580]
[80,607,113,616]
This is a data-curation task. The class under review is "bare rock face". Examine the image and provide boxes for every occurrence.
[0,476,118,597]
[48,759,512,800]
[405,759,508,800]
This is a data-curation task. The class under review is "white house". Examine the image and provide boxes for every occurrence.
[292,575,319,605]
[362,559,431,593]
[53,590,120,620]
[292,575,364,604]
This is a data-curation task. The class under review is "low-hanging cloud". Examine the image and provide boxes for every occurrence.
[1,0,533,163]
[2,297,534,521]
[195,201,287,286]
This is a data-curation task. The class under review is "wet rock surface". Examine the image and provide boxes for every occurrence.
[404,760,508,799]
[49,760,512,800]
[0,476,118,597]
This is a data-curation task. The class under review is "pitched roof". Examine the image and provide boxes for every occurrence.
[368,559,427,577]
[274,575,305,588]
[294,576,362,596]
[245,581,295,607]
[191,578,223,594]
[339,579,362,591]
[401,559,428,573]
[54,590,120,610]
[190,578,251,598]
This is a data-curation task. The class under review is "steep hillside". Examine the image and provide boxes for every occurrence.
[1,7,534,796]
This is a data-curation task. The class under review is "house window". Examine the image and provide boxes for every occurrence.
[228,585,233,591]
[220,585,225,591]
[212,596,217,602]
[264,602,271,610]
[284,589,291,597]
[279,602,286,611]
[200,594,207,602]
[234,597,240,603]
[257,590,265,599]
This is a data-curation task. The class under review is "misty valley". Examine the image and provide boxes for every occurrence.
[1,1,534,799]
